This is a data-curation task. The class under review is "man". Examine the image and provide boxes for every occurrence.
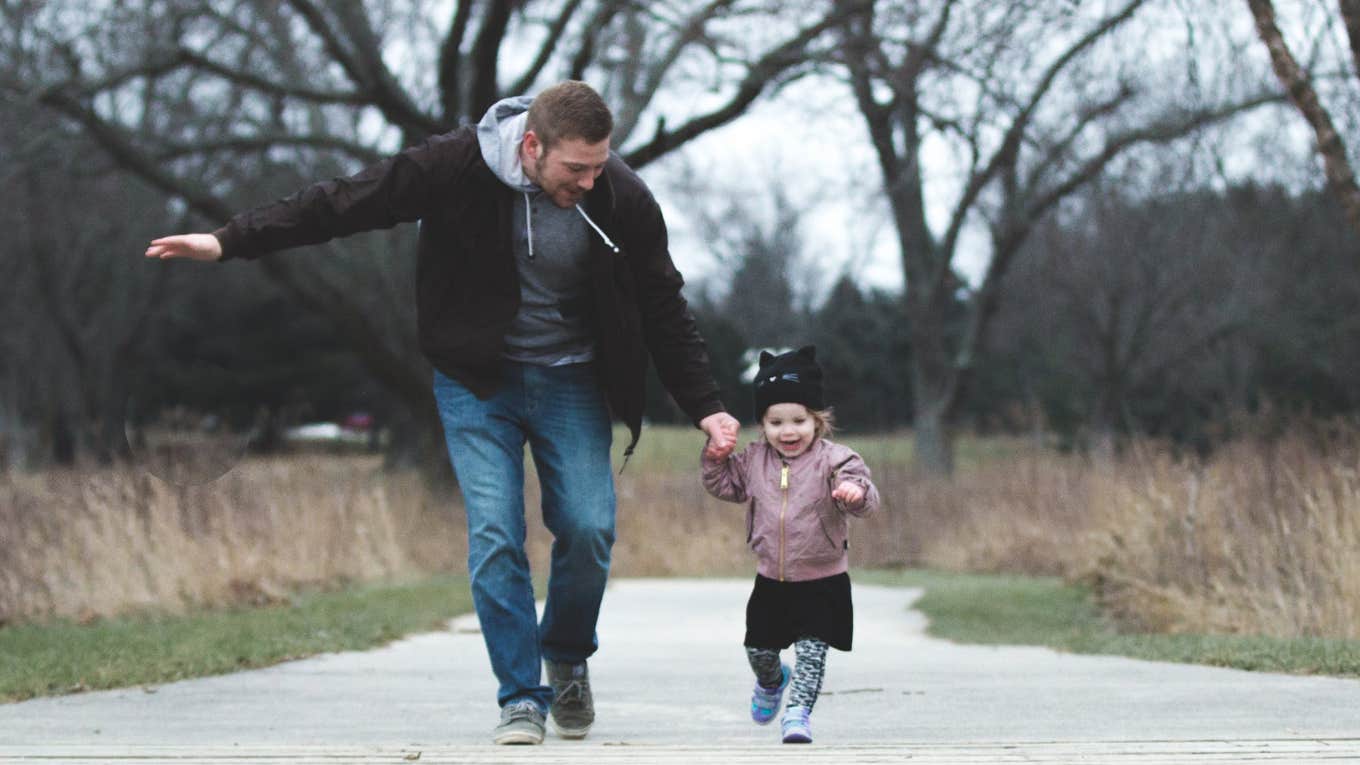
[146,81,739,745]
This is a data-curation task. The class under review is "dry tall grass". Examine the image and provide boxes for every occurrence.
[879,427,1360,640]
[5,424,1359,640]
[0,456,463,624]
[1083,433,1360,639]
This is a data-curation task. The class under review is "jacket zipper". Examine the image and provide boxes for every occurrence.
[779,462,789,581]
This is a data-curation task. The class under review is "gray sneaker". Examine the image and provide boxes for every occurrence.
[545,659,594,739]
[492,699,545,745]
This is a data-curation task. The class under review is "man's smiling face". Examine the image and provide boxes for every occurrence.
[522,131,610,208]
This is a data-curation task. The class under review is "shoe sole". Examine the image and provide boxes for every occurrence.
[493,729,544,745]
[782,733,812,744]
[550,719,592,739]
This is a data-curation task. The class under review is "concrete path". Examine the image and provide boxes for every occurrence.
[2,579,1359,762]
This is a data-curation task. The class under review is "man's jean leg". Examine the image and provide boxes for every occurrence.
[526,365,616,664]
[433,363,614,710]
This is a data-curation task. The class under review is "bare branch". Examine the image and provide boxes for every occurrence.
[175,47,369,106]
[934,0,1146,298]
[1341,0,1360,79]
[33,87,235,221]
[839,0,937,284]
[1247,0,1360,234]
[1022,83,1137,193]
[570,0,630,81]
[509,0,587,96]
[155,134,383,165]
[468,0,521,117]
[330,1,446,135]
[623,2,859,168]
[614,0,738,139]
[950,92,1281,377]
[1139,320,1245,385]
[30,85,432,409]
[283,0,366,90]
[60,50,187,98]
[896,0,957,88]
[285,0,442,138]
[1026,93,1282,223]
[21,167,87,374]
[438,0,476,121]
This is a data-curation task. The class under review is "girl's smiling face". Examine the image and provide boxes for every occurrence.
[761,403,817,458]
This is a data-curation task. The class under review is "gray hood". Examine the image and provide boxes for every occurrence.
[473,93,621,257]
[477,95,537,192]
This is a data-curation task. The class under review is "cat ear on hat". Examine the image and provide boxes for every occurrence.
[798,345,817,361]
[759,350,775,366]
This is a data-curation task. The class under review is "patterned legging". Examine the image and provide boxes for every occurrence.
[746,637,829,711]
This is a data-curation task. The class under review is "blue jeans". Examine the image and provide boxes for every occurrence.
[433,362,616,711]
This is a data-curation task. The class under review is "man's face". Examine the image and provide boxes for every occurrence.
[522,131,610,208]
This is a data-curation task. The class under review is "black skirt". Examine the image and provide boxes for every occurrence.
[744,572,853,651]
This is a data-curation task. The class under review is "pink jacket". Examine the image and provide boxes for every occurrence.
[702,438,880,582]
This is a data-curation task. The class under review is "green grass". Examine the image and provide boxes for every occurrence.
[0,574,472,702]
[859,568,1360,677]
[10,565,1356,707]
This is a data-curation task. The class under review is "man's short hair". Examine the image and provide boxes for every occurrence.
[526,81,613,150]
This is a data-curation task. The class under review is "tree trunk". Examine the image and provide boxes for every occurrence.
[384,395,457,490]
[906,286,961,475]
[912,396,955,475]
[0,389,29,473]
[96,372,132,465]
[1247,0,1360,235]
[1088,408,1118,466]
[49,409,76,466]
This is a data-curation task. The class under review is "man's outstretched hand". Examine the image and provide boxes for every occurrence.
[700,411,740,461]
[145,234,222,261]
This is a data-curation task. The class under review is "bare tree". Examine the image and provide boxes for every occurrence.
[1246,0,1360,235]
[678,181,811,350]
[1000,182,1266,458]
[832,0,1278,472]
[0,92,167,467]
[0,0,848,463]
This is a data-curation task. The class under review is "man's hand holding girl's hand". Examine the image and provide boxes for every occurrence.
[832,481,865,507]
[700,412,740,460]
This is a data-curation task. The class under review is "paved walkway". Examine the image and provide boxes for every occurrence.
[2,579,1359,762]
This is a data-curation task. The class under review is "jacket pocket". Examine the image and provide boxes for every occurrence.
[789,502,843,565]
[816,509,848,554]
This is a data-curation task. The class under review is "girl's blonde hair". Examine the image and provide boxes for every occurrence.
[809,407,836,439]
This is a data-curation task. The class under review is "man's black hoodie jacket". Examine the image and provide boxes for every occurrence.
[212,126,725,455]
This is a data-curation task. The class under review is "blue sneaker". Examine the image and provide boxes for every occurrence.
[750,664,790,724]
[781,705,812,743]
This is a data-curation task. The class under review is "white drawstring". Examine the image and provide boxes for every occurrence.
[523,191,534,259]
[576,204,620,253]
[522,194,620,257]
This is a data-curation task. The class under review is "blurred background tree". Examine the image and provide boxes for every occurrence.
[0,0,850,471]
[0,0,1357,476]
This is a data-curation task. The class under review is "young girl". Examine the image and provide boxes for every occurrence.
[701,346,880,744]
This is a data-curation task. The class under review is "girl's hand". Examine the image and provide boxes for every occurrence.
[832,481,865,506]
